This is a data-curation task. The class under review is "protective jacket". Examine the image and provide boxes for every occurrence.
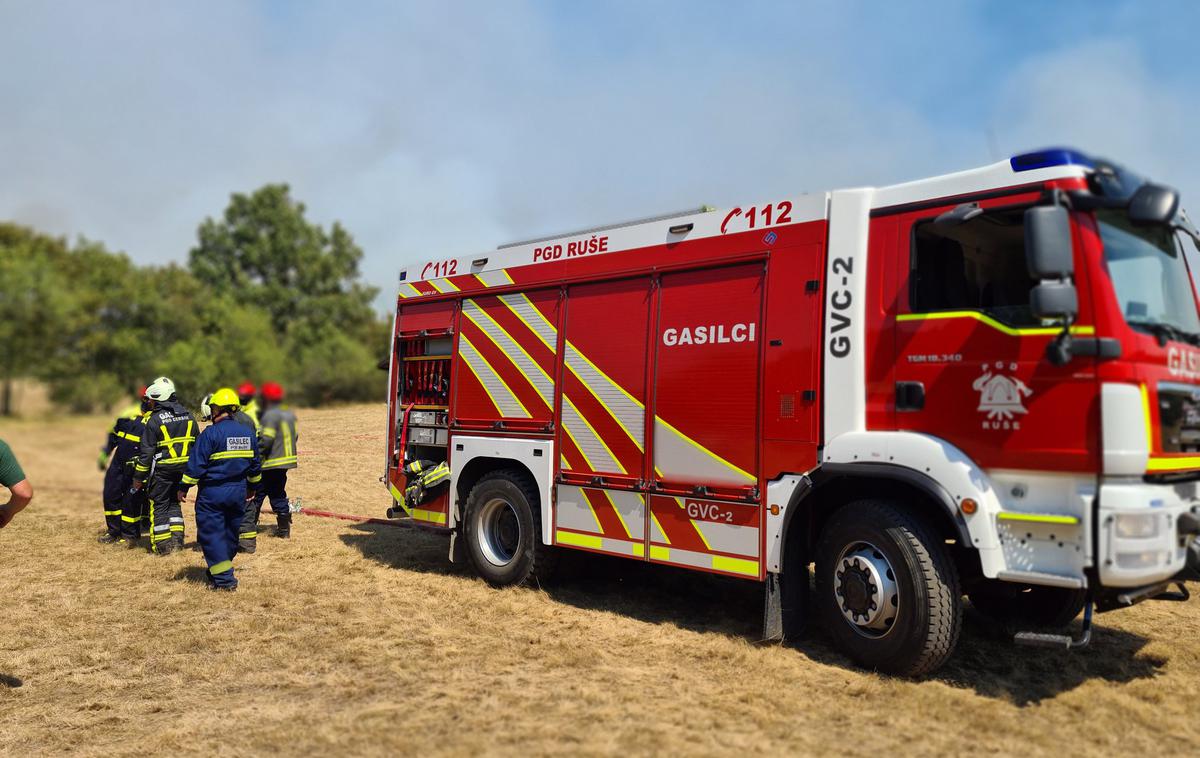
[134,399,199,479]
[180,417,262,491]
[105,405,148,468]
[242,399,261,432]
[259,405,298,470]
[403,459,450,506]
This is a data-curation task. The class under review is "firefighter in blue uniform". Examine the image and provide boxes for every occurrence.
[97,388,150,543]
[178,388,261,591]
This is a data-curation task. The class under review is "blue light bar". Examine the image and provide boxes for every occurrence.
[1010,148,1095,173]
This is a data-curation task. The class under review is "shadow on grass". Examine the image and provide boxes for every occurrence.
[0,673,22,688]
[340,522,1163,704]
[171,565,214,586]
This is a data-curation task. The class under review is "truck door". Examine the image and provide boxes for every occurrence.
[889,196,1099,473]
[647,262,764,579]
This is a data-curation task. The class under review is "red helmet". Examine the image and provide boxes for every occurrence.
[261,382,285,402]
[138,385,148,398]
[237,381,257,398]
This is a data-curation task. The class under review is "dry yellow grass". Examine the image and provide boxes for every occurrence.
[1,404,1199,756]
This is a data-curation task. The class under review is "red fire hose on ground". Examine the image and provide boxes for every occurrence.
[298,508,413,529]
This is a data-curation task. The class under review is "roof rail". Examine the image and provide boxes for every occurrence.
[498,205,717,250]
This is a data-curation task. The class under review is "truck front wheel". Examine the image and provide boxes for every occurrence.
[463,469,557,587]
[815,500,963,677]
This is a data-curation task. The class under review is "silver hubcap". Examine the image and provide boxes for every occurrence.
[477,497,521,567]
[835,541,900,637]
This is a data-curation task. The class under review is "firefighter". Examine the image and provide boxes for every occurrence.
[178,387,261,591]
[237,381,261,431]
[131,376,198,555]
[249,381,298,542]
[97,389,150,543]
[203,393,265,553]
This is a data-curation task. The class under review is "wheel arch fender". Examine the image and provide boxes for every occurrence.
[769,431,1003,576]
[450,436,554,542]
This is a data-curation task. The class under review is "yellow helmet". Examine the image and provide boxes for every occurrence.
[209,387,241,410]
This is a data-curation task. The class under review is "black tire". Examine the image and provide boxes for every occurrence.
[968,583,1087,629]
[462,469,557,587]
[815,500,962,677]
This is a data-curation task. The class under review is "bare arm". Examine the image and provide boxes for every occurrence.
[0,479,33,528]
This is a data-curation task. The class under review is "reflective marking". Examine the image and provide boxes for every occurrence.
[413,508,447,525]
[1147,456,1200,472]
[555,485,603,534]
[654,417,756,485]
[388,483,413,516]
[458,335,531,418]
[499,293,558,352]
[476,269,514,288]
[896,311,1096,338]
[398,282,423,299]
[997,512,1080,525]
[556,530,602,550]
[711,555,759,577]
[428,278,460,293]
[564,345,644,450]
[673,496,712,550]
[561,395,624,474]
[650,511,671,545]
[463,300,554,407]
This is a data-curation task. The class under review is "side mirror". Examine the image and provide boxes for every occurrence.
[1025,206,1075,278]
[1129,183,1181,226]
[1031,281,1078,321]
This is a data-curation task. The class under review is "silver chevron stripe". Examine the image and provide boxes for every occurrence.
[564,345,644,450]
[458,335,530,418]
[561,395,624,474]
[498,293,558,351]
[463,300,554,408]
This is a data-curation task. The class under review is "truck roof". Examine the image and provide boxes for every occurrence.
[397,148,1092,297]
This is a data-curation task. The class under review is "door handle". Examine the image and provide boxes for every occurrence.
[896,381,925,412]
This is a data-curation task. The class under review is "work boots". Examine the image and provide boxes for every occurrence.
[237,538,257,554]
[275,513,291,539]
[97,530,122,544]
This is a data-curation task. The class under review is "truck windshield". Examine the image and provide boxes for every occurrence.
[1098,209,1200,338]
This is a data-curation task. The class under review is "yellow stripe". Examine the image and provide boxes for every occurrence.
[896,311,1096,337]
[103,509,121,516]
[388,483,414,516]
[463,300,554,404]
[674,497,713,550]
[398,282,423,299]
[428,278,460,293]
[650,511,671,545]
[499,293,558,352]
[649,545,670,561]
[211,450,253,460]
[412,508,447,525]
[996,512,1081,525]
[712,555,759,577]
[656,416,756,484]
[556,530,604,550]
[1147,456,1200,472]
[603,491,633,539]
[209,560,233,575]
[1141,383,1154,451]
[562,395,626,474]
[631,543,645,558]
[458,334,531,418]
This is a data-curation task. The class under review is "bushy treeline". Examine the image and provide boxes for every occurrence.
[0,185,390,414]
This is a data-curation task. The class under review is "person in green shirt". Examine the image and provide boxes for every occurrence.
[0,439,32,529]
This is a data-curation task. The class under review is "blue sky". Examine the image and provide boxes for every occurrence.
[2,1,1197,310]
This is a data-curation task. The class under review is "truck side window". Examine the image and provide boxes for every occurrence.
[909,209,1039,327]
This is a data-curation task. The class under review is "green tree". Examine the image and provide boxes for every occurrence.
[189,184,379,342]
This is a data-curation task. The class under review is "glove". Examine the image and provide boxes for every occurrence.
[97,451,109,471]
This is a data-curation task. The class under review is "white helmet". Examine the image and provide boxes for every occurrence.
[199,393,213,422]
[145,376,176,402]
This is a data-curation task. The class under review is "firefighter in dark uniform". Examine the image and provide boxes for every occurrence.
[97,389,150,543]
[131,376,198,555]
[179,387,261,590]
[201,391,262,552]
[237,381,261,432]
[247,381,298,543]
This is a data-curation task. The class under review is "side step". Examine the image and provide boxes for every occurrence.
[1014,601,1093,650]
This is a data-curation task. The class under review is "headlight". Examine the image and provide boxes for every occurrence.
[1115,512,1160,539]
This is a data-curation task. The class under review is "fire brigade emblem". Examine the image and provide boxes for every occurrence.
[973,362,1031,430]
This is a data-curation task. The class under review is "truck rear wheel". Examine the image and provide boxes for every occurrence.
[968,583,1087,629]
[815,500,962,677]
[463,470,557,587]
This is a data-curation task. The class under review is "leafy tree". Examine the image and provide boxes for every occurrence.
[189,184,379,342]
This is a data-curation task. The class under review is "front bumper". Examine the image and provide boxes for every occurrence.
[1098,479,1200,588]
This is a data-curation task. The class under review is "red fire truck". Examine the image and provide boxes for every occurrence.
[384,148,1200,675]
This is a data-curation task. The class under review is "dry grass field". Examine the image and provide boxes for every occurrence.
[2,404,1199,756]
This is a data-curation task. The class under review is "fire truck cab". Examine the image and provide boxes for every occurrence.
[386,148,1200,676]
